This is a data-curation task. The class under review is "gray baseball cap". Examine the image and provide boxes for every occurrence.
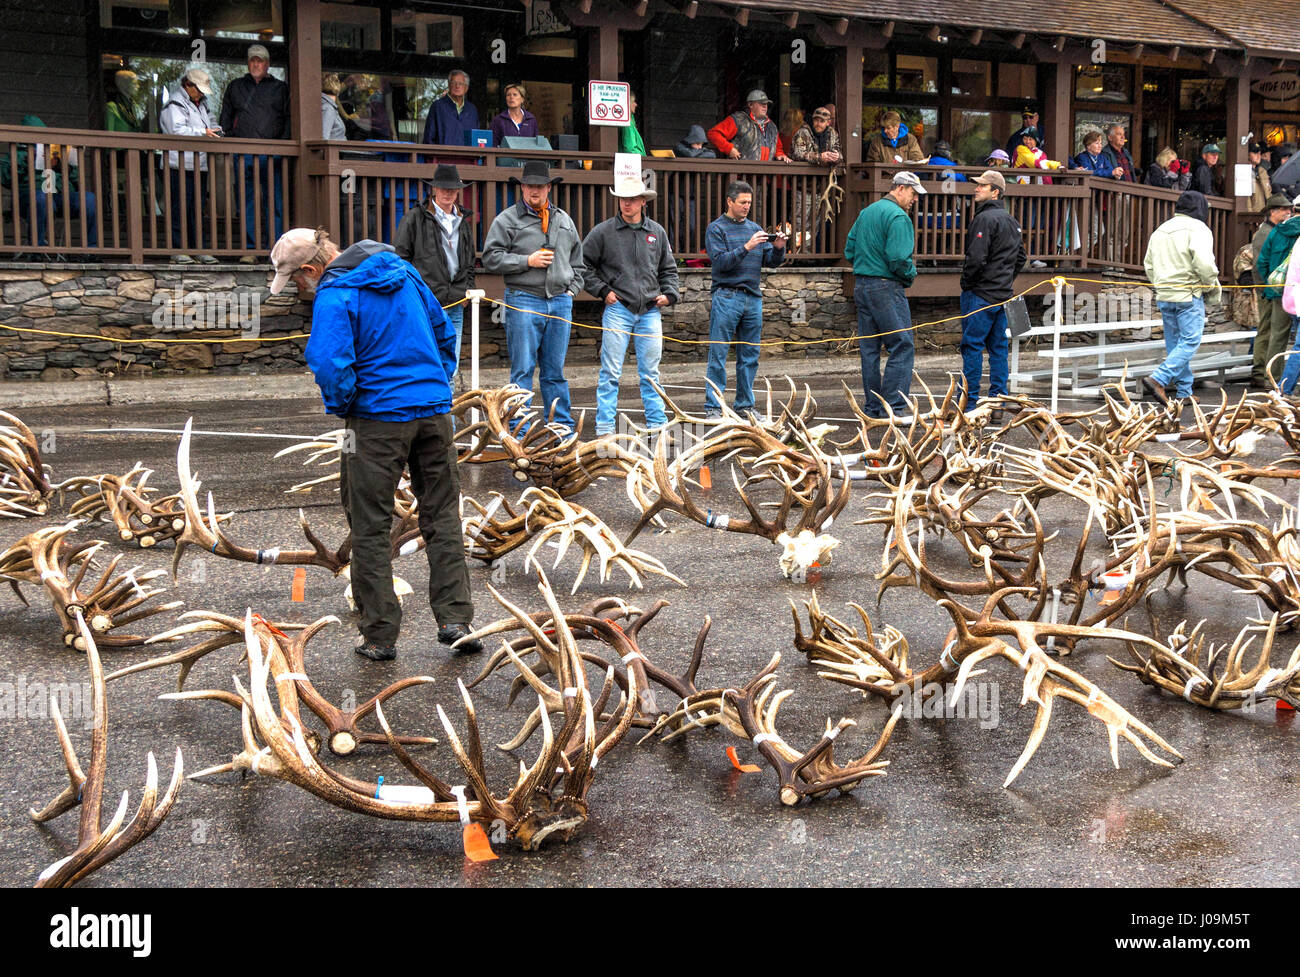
[892,171,927,194]
[745,89,772,105]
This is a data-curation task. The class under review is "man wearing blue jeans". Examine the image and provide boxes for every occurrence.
[703,180,786,416]
[582,171,679,434]
[959,169,1026,407]
[1141,190,1221,406]
[219,45,290,255]
[844,171,925,418]
[482,160,585,430]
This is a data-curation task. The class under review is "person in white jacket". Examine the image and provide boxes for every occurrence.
[159,67,220,263]
[1141,190,1221,406]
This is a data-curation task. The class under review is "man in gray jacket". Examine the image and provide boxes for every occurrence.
[482,160,585,431]
[582,171,679,435]
[159,67,220,263]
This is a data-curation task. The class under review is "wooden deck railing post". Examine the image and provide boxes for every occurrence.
[125,149,143,263]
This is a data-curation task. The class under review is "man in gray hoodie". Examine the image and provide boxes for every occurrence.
[482,160,585,431]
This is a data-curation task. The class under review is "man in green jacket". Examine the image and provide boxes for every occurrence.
[1250,193,1296,386]
[844,171,924,418]
[1256,195,1300,383]
[619,91,647,156]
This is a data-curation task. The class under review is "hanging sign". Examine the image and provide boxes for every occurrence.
[1252,73,1300,101]
[588,80,630,127]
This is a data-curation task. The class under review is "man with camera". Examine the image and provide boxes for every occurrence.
[702,180,786,418]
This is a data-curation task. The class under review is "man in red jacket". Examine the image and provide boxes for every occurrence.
[708,90,791,162]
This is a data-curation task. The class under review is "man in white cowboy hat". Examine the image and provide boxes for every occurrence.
[395,163,475,376]
[707,89,791,162]
[581,169,679,435]
[482,159,586,431]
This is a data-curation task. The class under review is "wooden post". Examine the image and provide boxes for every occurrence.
[125,150,143,264]
[1044,62,1071,163]
[835,43,864,166]
[290,0,322,230]
[1225,73,1251,215]
[588,24,619,155]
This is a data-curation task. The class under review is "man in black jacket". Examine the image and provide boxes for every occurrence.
[1191,144,1221,197]
[395,164,475,379]
[219,44,291,254]
[959,169,1027,407]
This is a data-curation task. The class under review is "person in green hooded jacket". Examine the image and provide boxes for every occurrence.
[0,115,97,249]
[619,91,646,156]
[1256,197,1300,384]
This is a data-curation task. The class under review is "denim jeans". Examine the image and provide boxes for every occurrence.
[504,288,573,429]
[1149,297,1205,399]
[1278,316,1300,394]
[854,277,914,417]
[704,287,763,414]
[959,290,1009,406]
[242,154,284,249]
[22,192,99,248]
[444,303,463,375]
[595,302,666,434]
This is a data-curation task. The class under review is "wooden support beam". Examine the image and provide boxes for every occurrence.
[1132,43,1143,59]
[1053,35,1066,52]
[634,0,649,15]
[926,24,940,42]
[834,17,848,35]
[577,0,592,10]
[1169,45,1181,62]
[681,0,698,16]
[881,20,894,38]
[784,11,798,28]
[969,28,982,46]
[1204,48,1215,64]
[1011,32,1026,49]
[734,6,749,27]
[290,0,322,232]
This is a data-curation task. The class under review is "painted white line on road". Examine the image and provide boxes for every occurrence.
[85,427,321,441]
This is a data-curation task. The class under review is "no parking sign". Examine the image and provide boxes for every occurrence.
[588,80,630,127]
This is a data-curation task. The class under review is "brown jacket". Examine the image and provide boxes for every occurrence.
[865,131,924,164]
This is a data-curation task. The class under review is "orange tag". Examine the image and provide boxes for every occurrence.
[462,822,498,861]
[290,567,306,603]
[726,746,760,773]
[699,465,712,491]
[251,613,289,639]
[1098,590,1121,605]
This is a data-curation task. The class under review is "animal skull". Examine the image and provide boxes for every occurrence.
[776,530,840,578]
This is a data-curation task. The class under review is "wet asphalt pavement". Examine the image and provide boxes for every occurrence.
[1,362,1296,888]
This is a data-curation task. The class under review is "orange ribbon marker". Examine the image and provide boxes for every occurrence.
[251,613,289,639]
[451,786,498,862]
[726,746,760,773]
[290,567,306,603]
[699,465,712,491]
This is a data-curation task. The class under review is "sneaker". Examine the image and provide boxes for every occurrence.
[239,255,257,265]
[354,634,396,661]
[703,411,722,421]
[438,623,483,654]
[172,253,194,264]
[1030,259,1047,269]
[197,254,218,264]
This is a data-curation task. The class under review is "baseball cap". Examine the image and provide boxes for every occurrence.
[744,89,772,105]
[183,68,213,96]
[269,228,324,295]
[892,171,927,194]
[1202,143,1221,154]
[247,44,270,62]
[811,106,832,121]
[973,169,1006,192]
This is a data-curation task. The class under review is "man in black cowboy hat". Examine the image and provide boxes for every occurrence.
[395,163,475,377]
[482,159,586,431]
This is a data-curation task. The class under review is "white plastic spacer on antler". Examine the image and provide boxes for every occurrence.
[939,640,959,673]
[1270,568,1287,583]
[275,672,309,683]
[1086,687,1100,706]
[590,753,599,770]
[1182,676,1208,702]
[1255,668,1282,696]
[752,732,776,746]
[1155,433,1180,443]
[398,539,421,556]
[450,785,470,825]
[563,687,578,698]
[39,570,58,582]
[822,725,842,741]
[622,650,645,665]
[256,548,280,565]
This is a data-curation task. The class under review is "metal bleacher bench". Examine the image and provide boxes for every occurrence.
[1009,317,1256,399]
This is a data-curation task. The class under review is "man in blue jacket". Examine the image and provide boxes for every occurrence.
[270,227,480,661]
[703,180,786,417]
[422,69,479,146]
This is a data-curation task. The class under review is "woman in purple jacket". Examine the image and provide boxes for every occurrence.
[490,83,539,145]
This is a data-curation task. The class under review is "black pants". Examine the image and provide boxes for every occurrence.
[168,168,209,251]
[341,413,472,644]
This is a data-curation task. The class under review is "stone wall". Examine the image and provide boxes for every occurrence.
[6,262,1229,382]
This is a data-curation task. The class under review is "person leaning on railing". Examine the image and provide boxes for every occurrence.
[0,114,98,254]
[159,67,220,264]
[1143,148,1191,191]
[219,44,290,259]
[321,73,348,141]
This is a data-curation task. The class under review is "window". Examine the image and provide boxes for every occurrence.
[863,50,889,91]
[998,63,1036,99]
[322,2,381,51]
[99,0,189,32]
[1179,78,1227,112]
[952,109,990,164]
[195,0,283,42]
[864,105,938,151]
[1075,65,1132,103]
[896,56,938,94]
[391,9,462,57]
[951,60,990,97]
[1074,110,1130,157]
[106,55,286,130]
[338,74,446,142]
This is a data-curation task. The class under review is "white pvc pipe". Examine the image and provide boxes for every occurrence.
[466,288,485,426]
[1050,279,1063,415]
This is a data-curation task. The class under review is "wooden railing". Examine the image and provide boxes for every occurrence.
[0,125,299,262]
[0,128,1248,278]
[846,164,1242,279]
[303,141,846,262]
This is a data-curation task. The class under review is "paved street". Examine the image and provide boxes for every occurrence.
[1,363,1296,887]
